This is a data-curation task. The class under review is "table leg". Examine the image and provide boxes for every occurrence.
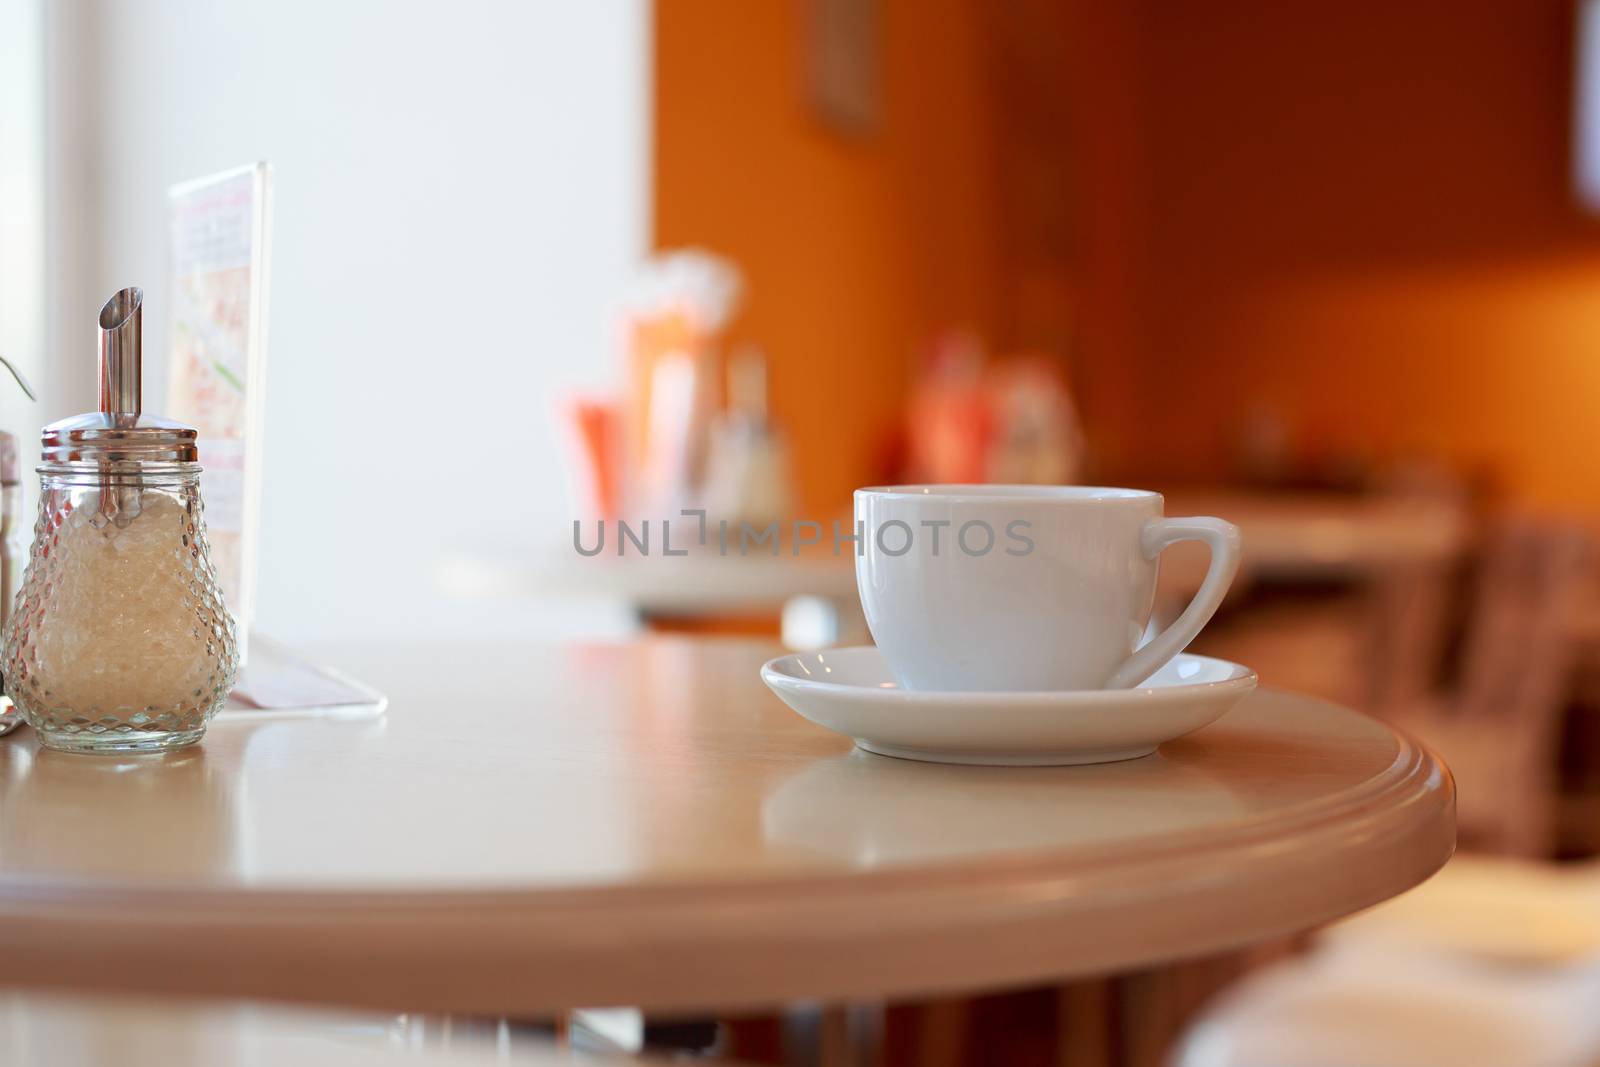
[783,1001,884,1067]
[909,999,968,1067]
[392,1014,543,1056]
[1056,979,1114,1067]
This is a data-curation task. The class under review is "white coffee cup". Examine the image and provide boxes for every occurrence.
[854,486,1241,691]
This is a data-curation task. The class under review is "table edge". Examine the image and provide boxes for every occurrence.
[0,703,1455,1013]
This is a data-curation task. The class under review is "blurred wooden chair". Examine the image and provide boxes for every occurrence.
[1362,460,1472,711]
[1172,847,1600,1067]
[1377,518,1593,858]
[1362,556,1458,714]
[1189,586,1370,708]
[1186,479,1472,712]
[1169,520,1599,1067]
[1320,852,1600,968]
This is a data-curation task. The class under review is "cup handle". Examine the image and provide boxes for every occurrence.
[1103,516,1242,689]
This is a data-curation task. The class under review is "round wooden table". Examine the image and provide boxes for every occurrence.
[0,640,1453,1015]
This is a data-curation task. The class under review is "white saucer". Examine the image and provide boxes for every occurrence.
[760,646,1257,766]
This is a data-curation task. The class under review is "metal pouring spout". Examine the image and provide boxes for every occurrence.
[98,287,143,425]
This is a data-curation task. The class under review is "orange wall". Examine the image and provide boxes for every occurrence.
[1115,0,1600,511]
[657,1,1600,513]
[1159,261,1600,508]
[653,0,1001,515]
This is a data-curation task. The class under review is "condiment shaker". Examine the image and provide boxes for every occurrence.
[0,288,239,752]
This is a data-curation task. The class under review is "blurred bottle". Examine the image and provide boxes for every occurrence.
[703,346,794,526]
[984,354,1084,484]
[905,330,991,483]
[904,334,1084,486]
[561,396,624,520]
[624,251,742,513]
[1233,401,1293,487]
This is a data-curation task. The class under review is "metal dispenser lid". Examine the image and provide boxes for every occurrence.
[41,288,198,464]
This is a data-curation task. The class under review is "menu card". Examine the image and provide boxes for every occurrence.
[166,163,273,662]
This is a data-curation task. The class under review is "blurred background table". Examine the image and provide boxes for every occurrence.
[1161,487,1470,584]
[464,487,1472,651]
[0,640,1452,1030]
[461,550,859,628]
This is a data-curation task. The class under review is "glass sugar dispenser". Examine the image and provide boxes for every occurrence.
[0,288,239,753]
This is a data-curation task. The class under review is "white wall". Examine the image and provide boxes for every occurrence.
[46,0,648,642]
[0,0,45,459]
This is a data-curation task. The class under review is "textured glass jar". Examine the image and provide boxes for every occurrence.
[0,462,239,752]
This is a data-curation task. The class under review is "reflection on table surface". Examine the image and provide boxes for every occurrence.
[0,993,575,1067]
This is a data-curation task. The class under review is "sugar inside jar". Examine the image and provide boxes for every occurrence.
[0,288,239,752]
